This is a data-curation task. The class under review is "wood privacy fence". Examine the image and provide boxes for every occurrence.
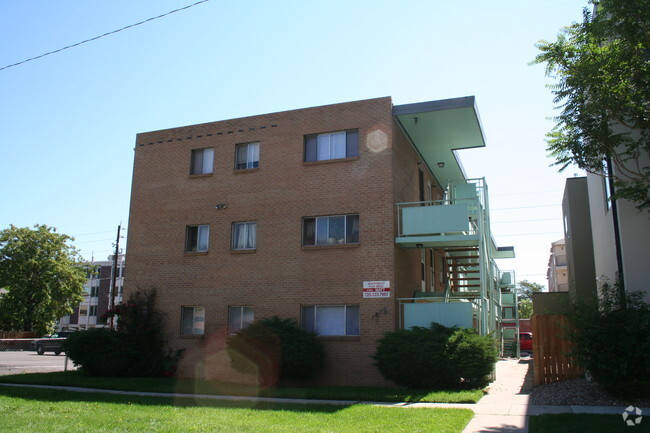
[531,314,583,386]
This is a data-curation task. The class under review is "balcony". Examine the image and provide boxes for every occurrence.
[395,180,484,248]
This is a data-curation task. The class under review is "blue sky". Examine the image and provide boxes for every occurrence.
[0,0,587,287]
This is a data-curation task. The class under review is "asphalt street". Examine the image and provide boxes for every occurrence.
[0,351,76,375]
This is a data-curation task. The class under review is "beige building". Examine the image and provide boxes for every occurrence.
[547,239,568,293]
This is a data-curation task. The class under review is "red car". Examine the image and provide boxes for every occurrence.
[519,332,533,352]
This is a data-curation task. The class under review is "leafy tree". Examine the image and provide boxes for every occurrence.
[534,0,650,211]
[518,299,534,320]
[517,280,544,319]
[66,289,182,377]
[0,225,87,334]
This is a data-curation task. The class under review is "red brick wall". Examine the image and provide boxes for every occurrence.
[126,97,431,386]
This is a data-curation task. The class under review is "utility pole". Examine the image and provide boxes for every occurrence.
[109,224,122,329]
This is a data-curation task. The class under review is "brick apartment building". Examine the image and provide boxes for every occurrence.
[59,257,124,330]
[125,96,514,386]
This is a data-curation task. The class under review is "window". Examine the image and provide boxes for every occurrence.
[79,306,88,316]
[302,305,359,336]
[181,306,205,335]
[304,130,359,162]
[190,148,214,175]
[603,158,613,210]
[232,221,256,250]
[89,306,98,317]
[228,306,254,334]
[302,214,359,246]
[186,225,209,252]
[90,286,99,298]
[235,142,260,170]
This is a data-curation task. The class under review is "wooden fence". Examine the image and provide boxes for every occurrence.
[0,331,38,339]
[531,314,583,386]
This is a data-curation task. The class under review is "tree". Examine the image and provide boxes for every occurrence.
[0,225,87,334]
[534,0,650,211]
[517,280,544,319]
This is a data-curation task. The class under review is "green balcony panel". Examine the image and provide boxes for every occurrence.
[401,204,469,236]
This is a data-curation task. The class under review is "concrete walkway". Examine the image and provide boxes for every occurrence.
[1,360,648,433]
[461,358,650,433]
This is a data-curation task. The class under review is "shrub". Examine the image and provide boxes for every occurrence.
[63,328,131,376]
[64,289,181,377]
[447,328,498,389]
[567,282,650,397]
[227,316,325,386]
[374,323,497,390]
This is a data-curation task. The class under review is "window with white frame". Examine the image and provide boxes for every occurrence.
[302,214,359,246]
[235,142,260,170]
[302,305,359,336]
[304,130,359,162]
[185,225,209,252]
[89,306,98,317]
[181,306,205,335]
[228,306,254,334]
[232,221,256,250]
[90,286,99,298]
[190,148,214,175]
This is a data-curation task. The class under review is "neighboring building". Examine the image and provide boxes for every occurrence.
[546,239,568,293]
[124,96,514,386]
[59,257,125,331]
[561,177,597,302]
[586,158,650,302]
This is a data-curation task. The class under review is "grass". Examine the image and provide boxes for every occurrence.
[0,386,474,433]
[529,413,650,433]
[0,371,484,403]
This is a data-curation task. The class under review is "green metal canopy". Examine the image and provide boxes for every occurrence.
[393,96,486,185]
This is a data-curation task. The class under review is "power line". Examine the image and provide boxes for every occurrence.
[0,0,210,71]
[492,217,560,224]
[492,204,561,211]
[492,189,562,197]
[494,232,563,237]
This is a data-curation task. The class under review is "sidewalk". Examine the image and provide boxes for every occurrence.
[1,361,648,433]
[461,358,650,433]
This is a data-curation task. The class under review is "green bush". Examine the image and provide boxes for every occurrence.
[447,328,498,388]
[63,328,130,376]
[64,289,181,377]
[227,316,325,386]
[373,323,497,390]
[567,282,650,397]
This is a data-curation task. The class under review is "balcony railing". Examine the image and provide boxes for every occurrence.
[396,197,480,238]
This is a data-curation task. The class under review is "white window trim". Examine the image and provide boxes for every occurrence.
[186,224,210,252]
[302,214,359,246]
[181,306,205,335]
[228,306,254,334]
[190,148,214,175]
[302,305,360,336]
[235,142,260,170]
[231,221,257,250]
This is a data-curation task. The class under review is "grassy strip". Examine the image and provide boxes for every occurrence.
[0,386,474,433]
[529,413,650,433]
[0,371,483,403]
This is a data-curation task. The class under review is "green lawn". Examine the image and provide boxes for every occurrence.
[529,414,650,433]
[0,371,484,403]
[0,386,474,433]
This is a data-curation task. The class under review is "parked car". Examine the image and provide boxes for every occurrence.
[33,331,74,355]
[519,332,533,352]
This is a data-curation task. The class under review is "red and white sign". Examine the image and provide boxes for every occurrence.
[363,281,391,298]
